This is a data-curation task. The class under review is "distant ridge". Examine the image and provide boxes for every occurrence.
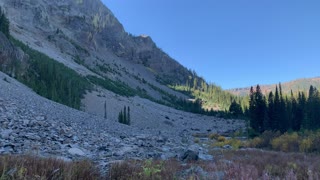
[228,77,320,96]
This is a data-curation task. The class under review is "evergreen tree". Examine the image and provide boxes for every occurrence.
[0,7,9,37]
[127,106,131,125]
[304,86,315,129]
[291,90,300,131]
[104,101,107,119]
[267,92,275,131]
[286,96,293,130]
[273,86,281,130]
[298,92,307,130]
[261,96,271,132]
[229,100,243,118]
[249,86,257,131]
[255,85,266,133]
[118,110,123,124]
[123,106,127,124]
[249,85,266,133]
[279,83,288,132]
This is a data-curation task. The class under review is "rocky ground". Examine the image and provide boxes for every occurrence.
[0,71,245,174]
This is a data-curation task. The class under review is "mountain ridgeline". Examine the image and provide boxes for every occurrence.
[229,77,320,96]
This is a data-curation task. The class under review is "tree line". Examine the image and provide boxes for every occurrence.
[0,7,9,38]
[171,74,248,117]
[249,84,320,134]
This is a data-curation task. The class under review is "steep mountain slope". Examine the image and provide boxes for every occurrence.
[0,0,193,104]
[228,77,320,96]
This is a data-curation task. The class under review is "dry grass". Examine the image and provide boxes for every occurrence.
[0,155,101,180]
[3,149,319,179]
[217,149,320,179]
[109,150,320,180]
[108,159,184,180]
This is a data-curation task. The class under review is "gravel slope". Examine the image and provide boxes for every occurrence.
[0,72,245,171]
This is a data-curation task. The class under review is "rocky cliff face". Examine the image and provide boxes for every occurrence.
[0,0,191,85]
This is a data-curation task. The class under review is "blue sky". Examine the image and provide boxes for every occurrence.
[102,0,320,89]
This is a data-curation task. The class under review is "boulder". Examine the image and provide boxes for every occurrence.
[180,149,199,161]
[68,147,85,156]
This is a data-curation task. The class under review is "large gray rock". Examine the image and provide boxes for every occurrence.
[180,149,199,161]
[1,129,13,139]
[68,147,86,156]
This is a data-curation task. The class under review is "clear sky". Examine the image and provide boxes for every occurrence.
[102,0,320,89]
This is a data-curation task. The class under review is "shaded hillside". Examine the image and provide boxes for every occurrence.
[228,77,320,96]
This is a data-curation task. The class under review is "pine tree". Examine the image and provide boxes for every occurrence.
[104,101,107,119]
[304,86,315,129]
[249,86,257,131]
[118,110,123,124]
[255,85,266,133]
[278,83,288,132]
[262,96,271,131]
[127,106,131,125]
[273,85,281,130]
[291,90,299,131]
[229,100,243,118]
[267,92,275,131]
[0,7,10,38]
[249,85,267,133]
[298,92,307,130]
[286,96,293,130]
[123,106,127,124]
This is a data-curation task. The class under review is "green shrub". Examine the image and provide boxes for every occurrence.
[209,133,219,140]
[248,131,281,149]
[271,132,300,152]
[217,136,226,142]
[214,138,243,150]
[299,138,312,153]
[194,138,200,143]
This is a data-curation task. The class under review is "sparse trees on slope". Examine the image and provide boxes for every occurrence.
[118,106,131,125]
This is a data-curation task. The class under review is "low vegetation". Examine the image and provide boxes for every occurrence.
[220,150,320,179]
[247,130,320,153]
[0,155,100,180]
[108,150,320,179]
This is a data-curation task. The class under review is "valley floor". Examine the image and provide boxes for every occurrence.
[0,71,244,175]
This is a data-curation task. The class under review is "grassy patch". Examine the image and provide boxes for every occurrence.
[109,150,320,179]
[0,155,100,180]
[218,150,320,179]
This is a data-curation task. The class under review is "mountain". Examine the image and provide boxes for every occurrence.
[228,77,320,96]
[0,0,196,111]
[1,0,192,88]
[0,0,239,115]
[0,0,246,170]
